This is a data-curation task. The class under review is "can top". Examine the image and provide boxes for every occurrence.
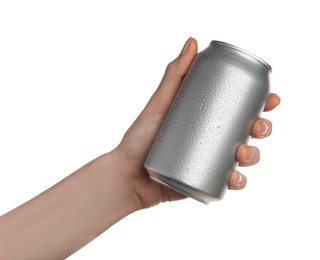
[210,41,272,72]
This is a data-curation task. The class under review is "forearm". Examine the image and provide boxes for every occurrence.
[0,150,138,259]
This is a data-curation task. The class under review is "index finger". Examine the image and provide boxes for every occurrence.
[264,93,281,112]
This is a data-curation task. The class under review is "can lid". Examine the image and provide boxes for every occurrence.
[211,41,272,71]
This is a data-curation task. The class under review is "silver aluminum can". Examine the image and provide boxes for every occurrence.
[145,41,271,204]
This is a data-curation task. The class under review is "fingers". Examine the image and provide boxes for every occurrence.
[231,92,280,190]
[160,37,198,92]
[236,144,260,166]
[229,144,260,190]
[143,37,198,115]
[162,37,197,85]
[229,171,247,190]
[230,87,280,192]
[251,118,272,138]
[264,93,281,112]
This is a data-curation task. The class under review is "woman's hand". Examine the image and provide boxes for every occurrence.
[0,37,280,259]
[116,37,281,209]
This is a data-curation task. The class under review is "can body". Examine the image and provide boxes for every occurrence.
[144,41,271,204]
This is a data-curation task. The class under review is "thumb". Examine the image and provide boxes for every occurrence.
[143,37,198,116]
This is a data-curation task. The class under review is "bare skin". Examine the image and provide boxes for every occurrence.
[0,38,280,259]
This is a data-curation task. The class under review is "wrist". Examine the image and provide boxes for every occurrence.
[99,148,143,214]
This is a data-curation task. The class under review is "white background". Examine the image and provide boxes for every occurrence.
[0,1,319,259]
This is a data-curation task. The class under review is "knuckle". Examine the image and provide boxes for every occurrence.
[165,60,176,73]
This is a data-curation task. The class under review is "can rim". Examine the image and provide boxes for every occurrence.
[211,40,272,71]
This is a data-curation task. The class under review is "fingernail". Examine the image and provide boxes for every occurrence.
[237,172,243,184]
[180,37,192,56]
[246,147,255,159]
[261,122,269,136]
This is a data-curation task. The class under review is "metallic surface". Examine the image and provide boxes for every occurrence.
[145,41,271,204]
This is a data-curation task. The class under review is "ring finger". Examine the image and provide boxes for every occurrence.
[236,144,260,166]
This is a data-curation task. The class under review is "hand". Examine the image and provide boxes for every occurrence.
[116,37,280,209]
[0,38,280,259]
